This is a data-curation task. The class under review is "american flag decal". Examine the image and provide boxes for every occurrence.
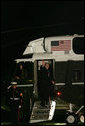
[51,40,71,51]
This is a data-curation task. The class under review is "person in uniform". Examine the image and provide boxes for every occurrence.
[15,63,31,123]
[8,82,23,125]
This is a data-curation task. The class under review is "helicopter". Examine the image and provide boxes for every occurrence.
[8,34,84,124]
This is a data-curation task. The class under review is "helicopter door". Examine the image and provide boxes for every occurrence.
[30,60,56,123]
[37,59,55,98]
[33,60,38,97]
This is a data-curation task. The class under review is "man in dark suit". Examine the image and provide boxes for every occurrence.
[39,62,55,107]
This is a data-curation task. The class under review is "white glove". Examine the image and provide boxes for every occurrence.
[19,105,21,108]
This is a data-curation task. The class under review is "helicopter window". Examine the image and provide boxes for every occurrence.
[55,62,66,83]
[72,70,81,82]
[73,37,84,54]
[71,61,84,83]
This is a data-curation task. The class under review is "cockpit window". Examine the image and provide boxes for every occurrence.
[73,37,84,54]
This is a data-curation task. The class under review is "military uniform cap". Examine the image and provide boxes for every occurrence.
[11,82,17,85]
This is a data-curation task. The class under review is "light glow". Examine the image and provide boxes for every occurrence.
[57,91,62,96]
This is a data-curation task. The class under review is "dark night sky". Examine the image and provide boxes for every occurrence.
[1,1,84,31]
[1,1,84,76]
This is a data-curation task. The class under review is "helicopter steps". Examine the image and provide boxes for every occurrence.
[29,101,56,123]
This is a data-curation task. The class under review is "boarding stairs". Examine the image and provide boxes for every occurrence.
[29,101,56,123]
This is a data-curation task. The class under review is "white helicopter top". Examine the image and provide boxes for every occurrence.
[15,34,84,63]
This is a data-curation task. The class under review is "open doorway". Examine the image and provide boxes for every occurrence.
[36,59,55,99]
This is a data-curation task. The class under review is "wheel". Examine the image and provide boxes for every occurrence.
[79,114,84,123]
[66,113,77,125]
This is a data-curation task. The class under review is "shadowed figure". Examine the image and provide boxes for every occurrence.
[39,62,55,107]
[15,63,28,84]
